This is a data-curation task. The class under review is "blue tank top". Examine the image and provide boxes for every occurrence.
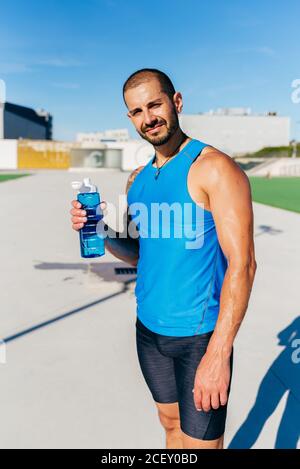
[127,138,228,336]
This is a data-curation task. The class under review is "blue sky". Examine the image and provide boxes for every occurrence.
[1,0,299,141]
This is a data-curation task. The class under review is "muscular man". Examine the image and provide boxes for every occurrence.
[70,68,257,449]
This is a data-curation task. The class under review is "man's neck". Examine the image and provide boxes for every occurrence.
[153,129,191,166]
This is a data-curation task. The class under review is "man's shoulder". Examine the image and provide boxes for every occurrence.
[197,144,233,164]
[125,165,145,194]
[191,144,249,191]
[195,145,245,177]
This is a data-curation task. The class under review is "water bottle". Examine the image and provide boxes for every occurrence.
[71,177,105,258]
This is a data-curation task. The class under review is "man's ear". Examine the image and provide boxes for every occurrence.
[173,91,183,113]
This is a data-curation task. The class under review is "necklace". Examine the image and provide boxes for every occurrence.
[154,134,188,180]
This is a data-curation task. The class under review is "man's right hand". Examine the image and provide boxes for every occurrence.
[70,199,107,231]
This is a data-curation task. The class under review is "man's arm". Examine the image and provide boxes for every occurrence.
[103,166,144,266]
[193,150,257,412]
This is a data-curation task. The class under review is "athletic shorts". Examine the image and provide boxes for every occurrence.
[135,316,234,441]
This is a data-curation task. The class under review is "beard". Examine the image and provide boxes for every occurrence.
[137,107,180,146]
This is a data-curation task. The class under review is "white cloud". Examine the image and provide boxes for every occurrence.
[51,82,80,89]
[37,58,84,67]
[229,46,276,57]
[0,57,84,75]
[0,62,32,74]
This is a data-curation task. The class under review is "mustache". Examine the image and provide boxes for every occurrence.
[142,120,166,133]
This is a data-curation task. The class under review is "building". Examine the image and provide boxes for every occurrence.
[75,128,153,170]
[98,139,154,171]
[2,105,292,170]
[76,128,129,144]
[179,108,290,156]
[0,102,52,140]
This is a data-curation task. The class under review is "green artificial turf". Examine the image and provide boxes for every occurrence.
[0,173,31,183]
[249,176,300,213]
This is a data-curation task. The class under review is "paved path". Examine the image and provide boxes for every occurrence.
[0,169,299,448]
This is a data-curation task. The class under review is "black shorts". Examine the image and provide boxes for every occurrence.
[135,316,234,441]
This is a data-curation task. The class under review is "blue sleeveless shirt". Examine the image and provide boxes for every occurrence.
[127,138,228,337]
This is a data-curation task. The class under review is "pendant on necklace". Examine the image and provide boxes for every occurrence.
[154,169,160,179]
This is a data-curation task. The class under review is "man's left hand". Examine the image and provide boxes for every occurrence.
[193,349,231,412]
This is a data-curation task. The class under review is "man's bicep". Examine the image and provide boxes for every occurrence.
[208,156,254,265]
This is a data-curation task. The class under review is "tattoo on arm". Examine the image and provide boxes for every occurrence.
[125,165,145,195]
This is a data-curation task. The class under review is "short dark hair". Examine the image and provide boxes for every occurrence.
[122,68,176,105]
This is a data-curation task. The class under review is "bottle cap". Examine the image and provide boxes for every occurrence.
[71,177,98,193]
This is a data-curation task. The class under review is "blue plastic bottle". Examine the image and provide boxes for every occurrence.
[71,177,105,258]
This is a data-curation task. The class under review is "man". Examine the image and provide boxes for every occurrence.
[70,68,257,449]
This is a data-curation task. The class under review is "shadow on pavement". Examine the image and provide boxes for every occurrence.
[255,225,283,237]
[4,276,136,344]
[228,316,300,448]
[34,260,137,283]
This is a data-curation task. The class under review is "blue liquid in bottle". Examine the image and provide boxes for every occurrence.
[72,178,105,258]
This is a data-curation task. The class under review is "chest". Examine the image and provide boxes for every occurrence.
[128,159,210,212]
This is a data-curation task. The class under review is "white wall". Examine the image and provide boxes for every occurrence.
[105,140,153,171]
[180,114,291,156]
[249,157,300,176]
[0,139,18,169]
[0,103,4,139]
